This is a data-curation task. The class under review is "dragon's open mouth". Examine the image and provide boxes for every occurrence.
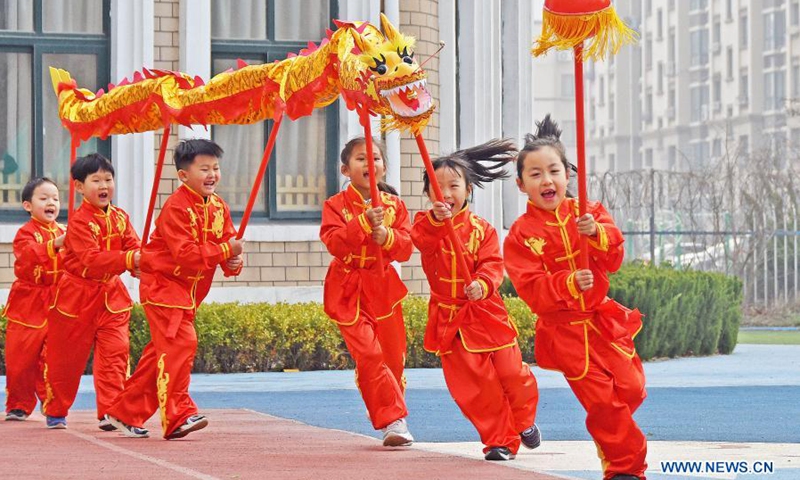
[378,73,434,118]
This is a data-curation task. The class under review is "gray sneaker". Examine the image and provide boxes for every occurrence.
[166,414,208,440]
[381,417,414,446]
[104,414,149,438]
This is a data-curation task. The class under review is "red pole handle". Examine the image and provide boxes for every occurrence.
[573,44,589,269]
[414,133,474,285]
[357,108,385,275]
[237,114,284,239]
[142,125,171,244]
[68,136,79,218]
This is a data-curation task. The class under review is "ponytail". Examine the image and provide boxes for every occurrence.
[422,138,517,195]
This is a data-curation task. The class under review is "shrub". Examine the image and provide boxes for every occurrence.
[0,264,742,373]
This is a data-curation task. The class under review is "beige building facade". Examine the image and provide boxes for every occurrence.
[0,0,545,304]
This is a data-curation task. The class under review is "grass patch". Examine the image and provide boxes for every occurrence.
[738,330,800,345]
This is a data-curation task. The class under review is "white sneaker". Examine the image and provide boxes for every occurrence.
[382,417,414,446]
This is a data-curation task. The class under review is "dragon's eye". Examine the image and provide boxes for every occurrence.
[398,46,414,65]
[370,54,388,75]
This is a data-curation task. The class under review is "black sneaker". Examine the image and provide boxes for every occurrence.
[5,409,28,421]
[610,476,640,480]
[104,414,149,438]
[166,414,208,440]
[484,446,515,461]
[520,424,541,449]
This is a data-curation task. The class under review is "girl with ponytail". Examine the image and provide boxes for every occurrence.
[411,139,540,461]
[504,115,648,480]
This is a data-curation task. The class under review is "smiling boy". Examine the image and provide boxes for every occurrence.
[105,139,243,440]
[3,178,65,422]
[43,154,141,430]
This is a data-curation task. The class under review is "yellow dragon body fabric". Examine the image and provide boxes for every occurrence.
[50,14,435,142]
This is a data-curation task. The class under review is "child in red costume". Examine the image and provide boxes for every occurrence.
[504,116,647,480]
[411,139,540,461]
[320,137,413,446]
[3,178,65,421]
[43,154,141,430]
[105,139,243,440]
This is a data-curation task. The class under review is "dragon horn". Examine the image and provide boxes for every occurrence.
[49,66,72,95]
[351,27,372,55]
[379,13,401,42]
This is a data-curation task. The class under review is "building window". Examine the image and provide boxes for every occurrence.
[691,85,709,122]
[609,95,615,121]
[726,47,734,79]
[738,135,749,160]
[739,70,749,107]
[657,9,663,39]
[764,70,786,111]
[793,2,800,26]
[599,76,605,105]
[793,60,800,97]
[739,10,748,49]
[764,10,786,51]
[690,28,709,66]
[0,0,110,218]
[210,0,338,220]
[657,62,664,93]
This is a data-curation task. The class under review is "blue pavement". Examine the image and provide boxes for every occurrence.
[3,344,798,445]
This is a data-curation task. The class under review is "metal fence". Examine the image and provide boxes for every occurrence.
[589,161,799,310]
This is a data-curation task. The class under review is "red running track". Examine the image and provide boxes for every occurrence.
[0,409,560,480]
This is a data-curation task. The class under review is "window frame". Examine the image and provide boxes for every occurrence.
[210,1,339,222]
[0,0,111,221]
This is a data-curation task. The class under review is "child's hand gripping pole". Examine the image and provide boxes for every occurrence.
[573,44,589,269]
[414,133,474,285]
[357,107,385,277]
[237,114,284,240]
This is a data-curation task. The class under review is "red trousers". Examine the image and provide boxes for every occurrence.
[4,321,47,415]
[43,303,130,419]
[441,341,538,454]
[337,307,407,430]
[566,329,647,480]
[106,305,198,438]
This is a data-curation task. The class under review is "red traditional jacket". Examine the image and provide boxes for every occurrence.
[504,198,642,380]
[411,207,517,355]
[52,202,140,317]
[3,218,66,327]
[320,185,412,325]
[139,184,241,318]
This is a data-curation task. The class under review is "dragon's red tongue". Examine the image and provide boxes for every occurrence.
[398,89,420,110]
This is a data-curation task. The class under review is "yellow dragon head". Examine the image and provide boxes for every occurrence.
[347,14,435,134]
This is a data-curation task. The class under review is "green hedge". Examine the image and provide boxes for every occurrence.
[0,263,741,374]
[608,263,742,359]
